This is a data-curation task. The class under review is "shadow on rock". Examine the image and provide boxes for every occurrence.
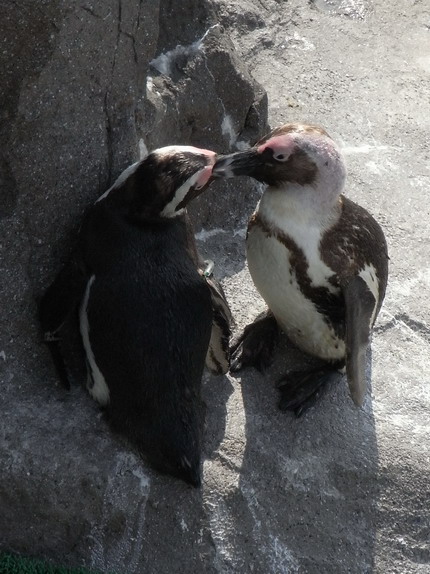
[230,336,380,573]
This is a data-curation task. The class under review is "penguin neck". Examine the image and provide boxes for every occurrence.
[257,180,342,235]
[99,191,186,226]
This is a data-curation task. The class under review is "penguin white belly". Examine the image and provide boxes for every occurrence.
[247,227,345,361]
[79,275,111,406]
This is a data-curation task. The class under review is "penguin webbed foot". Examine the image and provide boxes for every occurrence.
[278,363,343,417]
[43,339,71,390]
[230,311,279,373]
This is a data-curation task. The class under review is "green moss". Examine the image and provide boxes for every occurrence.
[0,553,116,574]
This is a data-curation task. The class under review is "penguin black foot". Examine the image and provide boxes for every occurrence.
[230,311,279,373]
[43,337,71,390]
[278,362,344,417]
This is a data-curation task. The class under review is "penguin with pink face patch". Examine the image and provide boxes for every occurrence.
[214,123,388,415]
[39,145,231,486]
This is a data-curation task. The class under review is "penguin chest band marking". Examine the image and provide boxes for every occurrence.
[247,226,345,361]
[79,275,110,406]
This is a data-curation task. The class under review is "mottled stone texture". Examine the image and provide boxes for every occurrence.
[0,0,266,570]
[3,0,428,573]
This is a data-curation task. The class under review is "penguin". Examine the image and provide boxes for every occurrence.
[39,145,232,486]
[213,123,388,415]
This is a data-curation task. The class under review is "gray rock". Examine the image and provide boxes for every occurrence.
[0,0,266,570]
[2,0,429,573]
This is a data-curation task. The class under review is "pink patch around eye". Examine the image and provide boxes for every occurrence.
[195,165,213,189]
[257,135,294,158]
[185,146,217,164]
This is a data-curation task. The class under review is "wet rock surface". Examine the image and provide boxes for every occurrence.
[1,0,429,573]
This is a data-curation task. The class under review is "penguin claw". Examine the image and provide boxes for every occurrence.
[229,355,242,373]
[278,385,325,417]
[229,312,279,374]
[277,366,341,417]
[230,339,273,373]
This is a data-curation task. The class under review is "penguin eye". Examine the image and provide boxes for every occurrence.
[273,153,288,162]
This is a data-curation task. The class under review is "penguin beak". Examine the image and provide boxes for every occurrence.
[194,164,215,189]
[213,149,262,179]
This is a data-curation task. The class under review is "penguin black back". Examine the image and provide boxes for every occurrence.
[81,201,212,485]
[40,145,231,486]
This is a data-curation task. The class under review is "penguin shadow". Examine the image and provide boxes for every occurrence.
[229,332,381,573]
[202,371,235,458]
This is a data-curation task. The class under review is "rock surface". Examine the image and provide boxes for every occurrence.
[0,0,266,569]
[1,0,429,573]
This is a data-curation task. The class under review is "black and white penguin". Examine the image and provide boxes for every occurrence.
[39,145,231,486]
[213,123,388,415]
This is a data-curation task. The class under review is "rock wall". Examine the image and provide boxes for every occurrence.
[2,1,429,574]
[0,1,267,570]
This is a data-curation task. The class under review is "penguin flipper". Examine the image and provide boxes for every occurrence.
[230,310,279,373]
[278,365,342,417]
[343,275,376,407]
[39,256,87,388]
[204,276,232,375]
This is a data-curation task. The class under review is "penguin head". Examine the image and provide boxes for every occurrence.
[213,123,347,201]
[104,145,217,220]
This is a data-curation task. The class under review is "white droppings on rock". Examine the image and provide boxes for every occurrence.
[139,138,148,160]
[235,139,250,151]
[233,227,247,239]
[194,24,221,50]
[283,31,315,52]
[366,160,386,174]
[221,114,237,147]
[150,52,172,76]
[131,467,151,491]
[150,25,220,77]
[268,534,300,573]
[195,228,226,241]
